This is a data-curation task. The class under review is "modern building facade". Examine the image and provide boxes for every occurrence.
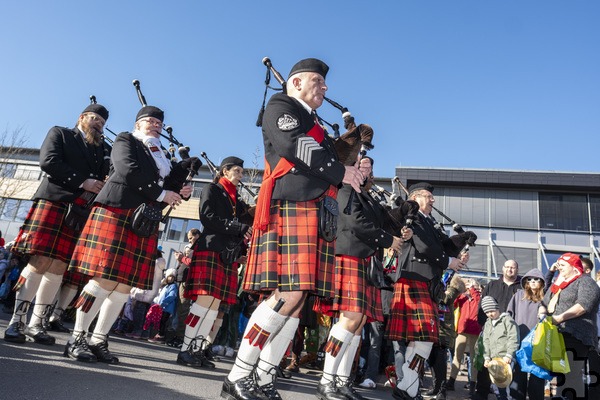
[393,167,600,279]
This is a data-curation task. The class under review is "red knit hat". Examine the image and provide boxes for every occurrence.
[558,253,583,273]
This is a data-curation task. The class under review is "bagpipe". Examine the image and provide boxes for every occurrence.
[257,57,375,215]
[130,80,203,221]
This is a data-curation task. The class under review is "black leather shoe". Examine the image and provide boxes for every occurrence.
[64,333,97,363]
[194,349,215,369]
[316,382,346,400]
[221,376,266,400]
[338,382,366,400]
[205,346,221,362]
[4,322,26,343]
[24,324,56,345]
[258,382,282,400]
[47,319,71,333]
[276,366,292,379]
[177,350,203,368]
[392,388,412,400]
[89,340,119,364]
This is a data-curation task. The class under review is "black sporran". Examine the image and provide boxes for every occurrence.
[366,256,390,289]
[63,203,91,231]
[427,277,445,303]
[129,203,162,238]
[220,240,243,266]
[318,195,338,242]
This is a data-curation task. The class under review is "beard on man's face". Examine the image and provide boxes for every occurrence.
[80,121,102,146]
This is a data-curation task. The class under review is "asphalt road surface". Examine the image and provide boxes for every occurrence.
[0,307,480,400]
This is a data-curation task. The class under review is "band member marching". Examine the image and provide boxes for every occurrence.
[64,106,197,363]
[222,58,364,400]
[4,104,111,345]
[177,156,253,369]
[314,156,410,400]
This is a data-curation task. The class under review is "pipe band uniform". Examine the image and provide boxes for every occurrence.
[313,156,409,399]
[5,103,111,347]
[386,181,477,400]
[177,155,253,369]
[223,57,363,400]
[63,105,196,364]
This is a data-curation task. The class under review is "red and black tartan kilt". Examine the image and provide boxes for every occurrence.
[11,199,81,263]
[68,205,158,290]
[184,250,238,305]
[314,255,383,322]
[61,269,90,289]
[242,198,336,298]
[386,277,439,343]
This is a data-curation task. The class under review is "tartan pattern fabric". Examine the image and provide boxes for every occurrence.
[73,290,96,313]
[68,205,158,290]
[243,199,335,298]
[61,269,90,289]
[386,278,439,343]
[324,336,344,357]
[11,199,81,263]
[313,255,383,322]
[243,322,272,349]
[184,250,238,305]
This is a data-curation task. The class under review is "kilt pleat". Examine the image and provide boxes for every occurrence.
[386,278,439,343]
[184,250,238,304]
[11,199,80,263]
[68,205,157,290]
[314,255,383,322]
[242,199,335,298]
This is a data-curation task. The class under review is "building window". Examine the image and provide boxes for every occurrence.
[191,181,204,198]
[166,218,185,241]
[539,193,589,232]
[0,163,16,179]
[15,200,32,222]
[13,165,42,181]
[589,195,600,233]
[0,198,19,220]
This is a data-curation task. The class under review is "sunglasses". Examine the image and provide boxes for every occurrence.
[526,277,542,282]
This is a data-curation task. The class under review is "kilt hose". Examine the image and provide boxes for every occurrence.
[11,199,81,263]
[184,250,238,305]
[314,255,383,322]
[68,205,157,290]
[242,198,336,298]
[386,277,439,343]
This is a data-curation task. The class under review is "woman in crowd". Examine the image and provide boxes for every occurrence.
[178,156,253,369]
[506,267,546,400]
[65,106,194,363]
[538,253,600,400]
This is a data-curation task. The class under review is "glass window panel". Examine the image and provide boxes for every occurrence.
[1,199,19,220]
[186,219,202,234]
[492,246,536,276]
[15,200,32,222]
[166,218,185,241]
[590,195,600,233]
[13,165,41,181]
[539,193,588,232]
[0,163,16,178]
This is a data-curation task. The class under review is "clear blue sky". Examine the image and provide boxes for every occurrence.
[1,1,599,178]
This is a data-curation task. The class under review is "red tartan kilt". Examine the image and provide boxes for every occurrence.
[242,198,336,298]
[62,269,90,289]
[386,278,439,343]
[314,255,383,322]
[11,199,80,263]
[68,205,158,290]
[184,250,238,305]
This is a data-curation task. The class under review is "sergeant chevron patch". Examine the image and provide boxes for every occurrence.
[277,114,299,131]
[296,136,320,166]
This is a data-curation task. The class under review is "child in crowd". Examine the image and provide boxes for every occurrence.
[481,296,519,400]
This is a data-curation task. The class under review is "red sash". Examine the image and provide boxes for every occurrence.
[254,123,325,231]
